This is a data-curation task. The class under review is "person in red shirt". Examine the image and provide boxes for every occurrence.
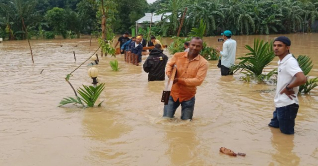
[163,37,208,120]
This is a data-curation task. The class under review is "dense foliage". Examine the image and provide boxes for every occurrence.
[168,20,218,60]
[0,0,148,40]
[1,0,318,40]
[149,0,318,36]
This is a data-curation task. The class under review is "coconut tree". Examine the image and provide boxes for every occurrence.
[0,0,40,39]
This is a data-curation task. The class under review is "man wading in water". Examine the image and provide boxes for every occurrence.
[163,37,208,120]
[143,44,168,81]
[268,36,307,134]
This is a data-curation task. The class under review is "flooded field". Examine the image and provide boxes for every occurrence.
[0,34,317,166]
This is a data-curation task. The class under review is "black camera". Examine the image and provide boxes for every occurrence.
[218,38,224,42]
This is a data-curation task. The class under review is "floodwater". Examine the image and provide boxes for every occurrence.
[0,34,317,166]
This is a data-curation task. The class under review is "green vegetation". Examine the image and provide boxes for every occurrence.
[233,39,317,94]
[168,20,218,60]
[1,0,317,40]
[232,39,276,83]
[110,59,119,71]
[0,0,148,40]
[297,55,318,94]
[168,36,190,54]
[59,83,105,107]
[149,0,318,36]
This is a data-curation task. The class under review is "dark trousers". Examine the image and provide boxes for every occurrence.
[268,103,299,134]
[138,54,142,63]
[221,65,233,76]
[163,96,195,120]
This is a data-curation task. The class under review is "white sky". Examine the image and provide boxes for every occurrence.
[147,0,157,3]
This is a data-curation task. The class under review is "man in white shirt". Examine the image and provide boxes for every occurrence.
[268,36,307,135]
[216,30,237,76]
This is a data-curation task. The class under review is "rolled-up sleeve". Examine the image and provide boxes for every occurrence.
[166,54,177,77]
[178,62,208,86]
[220,42,228,57]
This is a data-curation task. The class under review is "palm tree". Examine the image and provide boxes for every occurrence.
[232,39,275,82]
[297,55,318,94]
[0,0,39,39]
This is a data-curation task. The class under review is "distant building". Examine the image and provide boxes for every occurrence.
[135,13,171,35]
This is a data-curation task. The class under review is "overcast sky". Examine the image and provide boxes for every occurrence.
[147,0,157,3]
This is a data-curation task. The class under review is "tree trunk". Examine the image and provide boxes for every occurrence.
[177,8,187,37]
[101,0,106,56]
[8,24,14,40]
[21,17,34,64]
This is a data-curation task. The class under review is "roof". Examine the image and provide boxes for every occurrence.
[136,13,172,24]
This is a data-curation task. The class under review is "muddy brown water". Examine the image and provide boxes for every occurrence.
[0,34,317,166]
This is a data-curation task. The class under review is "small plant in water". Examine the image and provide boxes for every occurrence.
[110,59,119,71]
[59,83,105,107]
[231,39,276,83]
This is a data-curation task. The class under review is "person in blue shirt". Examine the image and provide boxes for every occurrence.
[216,30,237,76]
[129,36,143,65]
[121,37,136,52]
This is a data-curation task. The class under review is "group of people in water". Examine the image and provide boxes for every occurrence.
[115,31,306,135]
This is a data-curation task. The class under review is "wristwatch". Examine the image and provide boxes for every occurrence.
[286,84,292,91]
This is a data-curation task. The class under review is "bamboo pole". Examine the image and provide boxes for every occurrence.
[177,7,188,37]
[90,35,92,46]
[101,0,106,57]
[73,51,76,62]
[21,17,34,63]
[148,13,153,40]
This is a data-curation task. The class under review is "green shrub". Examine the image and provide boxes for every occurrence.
[110,59,119,71]
[45,31,55,39]
[168,36,218,61]
[99,36,116,57]
[168,36,191,54]
[201,43,218,60]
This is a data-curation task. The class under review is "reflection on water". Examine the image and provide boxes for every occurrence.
[269,128,300,166]
[0,34,317,165]
[164,125,204,166]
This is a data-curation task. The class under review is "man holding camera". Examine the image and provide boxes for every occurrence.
[216,30,237,76]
